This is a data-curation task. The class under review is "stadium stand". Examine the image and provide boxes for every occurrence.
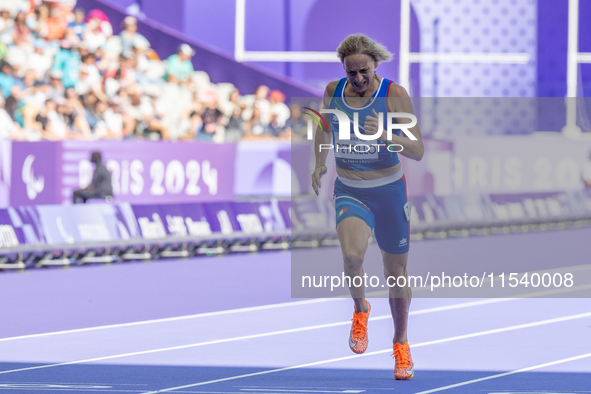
[0,0,305,142]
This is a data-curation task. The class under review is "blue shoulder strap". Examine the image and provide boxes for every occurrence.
[377,78,391,97]
[333,78,347,98]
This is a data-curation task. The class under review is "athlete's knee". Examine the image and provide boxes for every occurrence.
[343,251,364,271]
[383,264,407,280]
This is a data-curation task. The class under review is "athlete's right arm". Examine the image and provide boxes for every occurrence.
[312,82,337,195]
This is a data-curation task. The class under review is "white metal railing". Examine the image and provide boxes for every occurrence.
[562,0,584,137]
[234,0,584,137]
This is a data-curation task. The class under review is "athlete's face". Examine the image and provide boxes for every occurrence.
[343,54,378,94]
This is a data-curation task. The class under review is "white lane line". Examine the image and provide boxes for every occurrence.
[0,299,343,343]
[241,390,365,393]
[413,351,591,394]
[0,298,513,376]
[139,312,591,394]
[4,270,589,344]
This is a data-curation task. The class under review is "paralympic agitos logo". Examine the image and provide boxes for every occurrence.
[303,108,418,153]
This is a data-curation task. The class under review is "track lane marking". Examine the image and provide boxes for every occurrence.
[139,311,591,393]
[0,299,343,343]
[413,351,591,393]
[0,299,516,375]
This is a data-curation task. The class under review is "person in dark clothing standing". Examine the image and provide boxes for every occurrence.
[73,152,113,203]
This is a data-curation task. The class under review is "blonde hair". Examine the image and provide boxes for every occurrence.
[336,34,393,63]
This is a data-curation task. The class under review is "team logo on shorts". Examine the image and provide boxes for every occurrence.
[398,238,408,247]
[338,207,347,218]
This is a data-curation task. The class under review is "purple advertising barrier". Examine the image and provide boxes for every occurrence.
[131,203,217,238]
[231,202,265,234]
[131,202,271,239]
[10,141,62,207]
[35,205,116,244]
[408,195,448,225]
[61,140,236,205]
[235,141,311,196]
[277,200,292,230]
[178,203,215,236]
[97,203,140,240]
[0,140,10,208]
[6,206,45,245]
[488,192,574,221]
[291,198,334,231]
[202,202,241,234]
[130,204,168,239]
[0,209,19,248]
[255,199,289,232]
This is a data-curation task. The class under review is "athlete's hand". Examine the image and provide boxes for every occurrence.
[364,109,385,141]
[311,165,327,196]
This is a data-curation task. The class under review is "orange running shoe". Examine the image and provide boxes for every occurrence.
[393,342,414,380]
[348,300,370,354]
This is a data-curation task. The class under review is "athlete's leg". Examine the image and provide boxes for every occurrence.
[337,216,372,313]
[382,250,411,344]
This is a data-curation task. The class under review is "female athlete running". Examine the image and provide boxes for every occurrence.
[311,34,424,380]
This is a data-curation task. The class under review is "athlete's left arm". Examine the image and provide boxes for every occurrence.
[385,84,424,161]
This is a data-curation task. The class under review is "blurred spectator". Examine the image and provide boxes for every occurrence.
[269,89,290,127]
[52,39,81,89]
[81,52,100,82]
[242,85,270,126]
[285,103,307,141]
[27,39,52,80]
[12,12,31,47]
[119,16,148,54]
[220,88,245,141]
[21,102,43,140]
[75,64,91,95]
[0,94,17,138]
[20,68,36,97]
[64,86,91,138]
[26,4,49,40]
[0,9,14,45]
[68,8,85,39]
[103,52,136,97]
[73,151,113,203]
[46,5,66,41]
[85,9,112,36]
[0,60,15,96]
[196,90,222,142]
[83,18,107,53]
[0,2,293,143]
[124,86,169,140]
[94,99,122,139]
[44,98,68,139]
[243,106,268,138]
[47,69,65,101]
[165,43,194,83]
[131,39,150,74]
